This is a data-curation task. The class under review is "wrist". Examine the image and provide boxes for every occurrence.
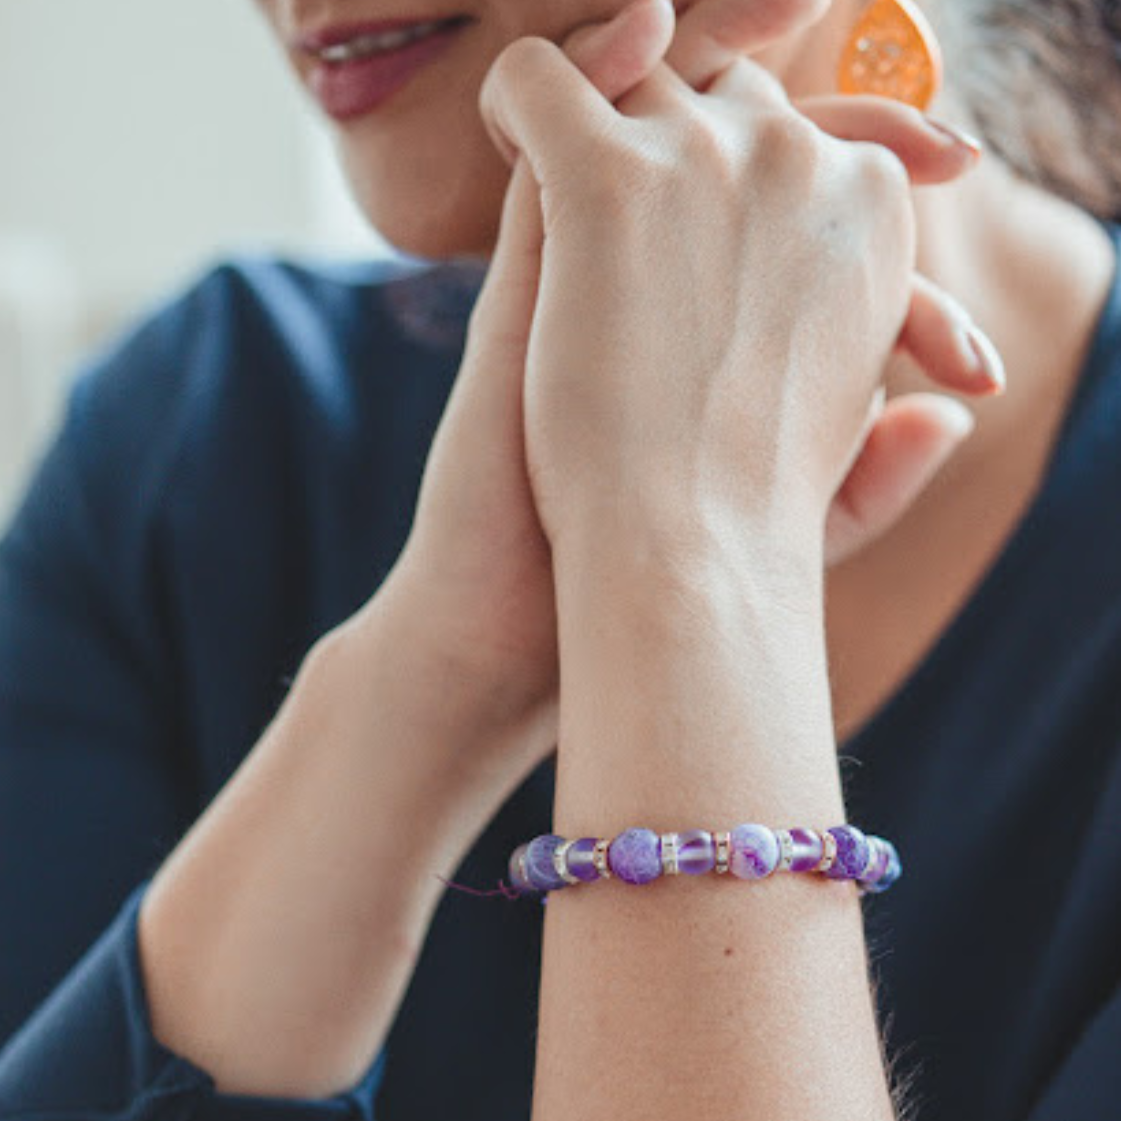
[298,585,556,870]
[553,505,824,638]
[140,583,555,1098]
[370,546,558,730]
[550,523,841,831]
[548,470,823,578]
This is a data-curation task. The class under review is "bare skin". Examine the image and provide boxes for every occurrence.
[132,0,1117,1111]
[751,7,1119,736]
[830,166,1116,742]
[252,0,1118,742]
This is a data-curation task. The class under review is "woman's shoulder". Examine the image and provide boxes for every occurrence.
[57,252,481,494]
[2,253,484,582]
[72,251,475,414]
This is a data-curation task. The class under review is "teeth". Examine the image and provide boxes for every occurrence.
[317,20,448,62]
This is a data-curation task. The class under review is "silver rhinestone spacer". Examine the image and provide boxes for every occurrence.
[815,830,838,874]
[592,838,613,879]
[660,833,681,875]
[775,830,795,873]
[713,831,731,874]
[553,839,581,886]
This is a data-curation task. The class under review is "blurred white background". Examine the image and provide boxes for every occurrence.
[0,0,394,525]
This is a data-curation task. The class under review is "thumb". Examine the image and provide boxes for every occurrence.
[563,0,677,100]
[825,393,976,566]
[466,0,677,385]
[478,0,674,173]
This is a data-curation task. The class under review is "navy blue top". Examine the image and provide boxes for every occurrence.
[1,221,1120,1121]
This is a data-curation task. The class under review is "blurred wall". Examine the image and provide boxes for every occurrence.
[0,0,390,524]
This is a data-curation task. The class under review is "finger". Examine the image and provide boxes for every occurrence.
[825,393,975,566]
[562,0,676,103]
[471,0,672,339]
[434,162,543,497]
[666,0,831,90]
[479,36,618,173]
[463,161,543,378]
[417,161,549,589]
[896,273,1006,396]
[794,94,982,185]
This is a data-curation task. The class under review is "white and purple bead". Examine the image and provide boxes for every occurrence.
[729,823,780,879]
[861,840,902,894]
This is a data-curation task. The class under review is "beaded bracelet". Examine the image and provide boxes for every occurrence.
[507,824,901,897]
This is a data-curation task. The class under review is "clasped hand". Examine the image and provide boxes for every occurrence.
[384,0,1001,785]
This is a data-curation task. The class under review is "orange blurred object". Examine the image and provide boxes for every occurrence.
[837,0,944,111]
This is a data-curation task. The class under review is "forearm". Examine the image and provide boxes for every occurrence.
[139,573,555,1098]
[532,523,895,1121]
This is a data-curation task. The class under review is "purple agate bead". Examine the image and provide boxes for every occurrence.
[825,825,871,881]
[788,828,825,873]
[729,823,779,879]
[677,829,716,875]
[608,828,663,885]
[565,837,602,884]
[525,833,568,892]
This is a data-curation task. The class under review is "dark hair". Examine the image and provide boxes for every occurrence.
[934,0,1121,218]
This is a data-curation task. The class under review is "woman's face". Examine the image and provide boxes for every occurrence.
[253,0,851,259]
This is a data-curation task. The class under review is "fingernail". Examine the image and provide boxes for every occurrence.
[923,116,984,160]
[964,324,1006,394]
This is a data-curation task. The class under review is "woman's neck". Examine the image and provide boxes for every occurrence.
[826,154,1117,744]
[899,152,1117,450]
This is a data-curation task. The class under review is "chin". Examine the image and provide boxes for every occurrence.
[336,123,510,263]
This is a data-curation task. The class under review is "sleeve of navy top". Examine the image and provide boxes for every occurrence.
[0,265,386,1118]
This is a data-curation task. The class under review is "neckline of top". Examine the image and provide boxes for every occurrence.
[838,215,1121,761]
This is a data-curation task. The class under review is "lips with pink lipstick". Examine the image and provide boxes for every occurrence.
[299,14,474,121]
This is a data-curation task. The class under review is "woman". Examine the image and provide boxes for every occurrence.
[1,0,1118,1117]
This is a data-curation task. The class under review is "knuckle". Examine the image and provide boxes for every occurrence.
[677,111,740,170]
[859,142,910,196]
[713,57,788,106]
[751,110,819,171]
[849,144,915,261]
[739,60,791,110]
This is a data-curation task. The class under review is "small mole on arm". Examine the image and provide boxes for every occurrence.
[724,947,734,957]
